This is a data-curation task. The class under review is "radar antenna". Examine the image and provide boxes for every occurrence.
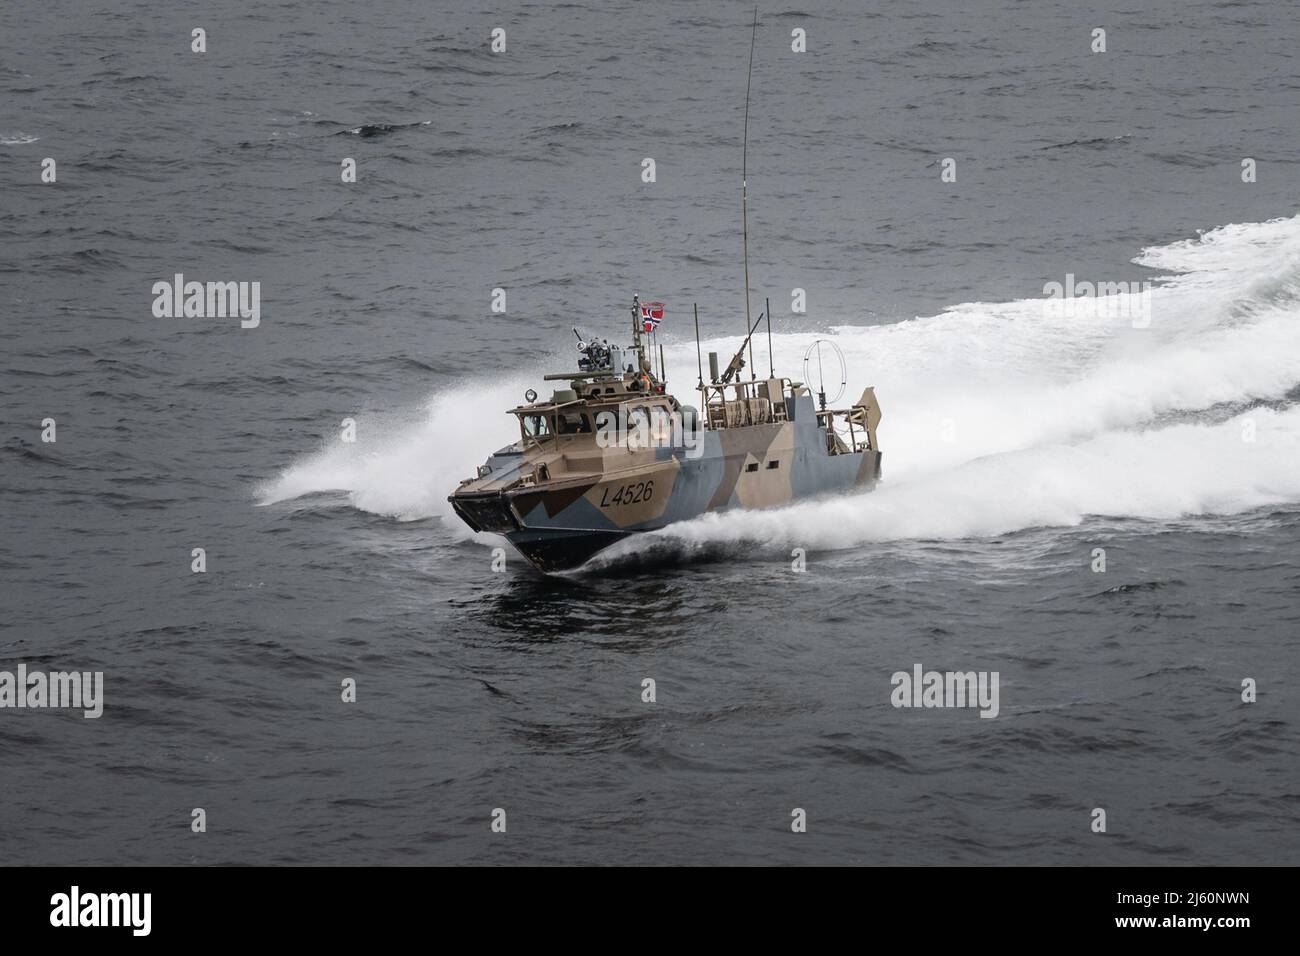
[802,339,847,410]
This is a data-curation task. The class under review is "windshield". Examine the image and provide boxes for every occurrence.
[520,413,552,440]
[557,411,592,434]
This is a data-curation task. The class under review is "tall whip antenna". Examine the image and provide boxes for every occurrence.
[741,6,758,360]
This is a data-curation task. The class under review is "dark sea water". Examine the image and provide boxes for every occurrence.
[2,0,1299,865]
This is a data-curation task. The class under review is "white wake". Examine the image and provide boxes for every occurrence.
[258,215,1300,554]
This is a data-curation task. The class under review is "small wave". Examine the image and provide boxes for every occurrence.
[1041,135,1131,151]
[336,120,432,138]
[1096,580,1178,595]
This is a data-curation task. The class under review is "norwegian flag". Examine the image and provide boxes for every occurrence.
[641,300,665,332]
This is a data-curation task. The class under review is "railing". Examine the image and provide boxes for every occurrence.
[817,408,872,455]
[698,378,791,430]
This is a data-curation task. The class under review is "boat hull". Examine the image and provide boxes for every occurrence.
[450,394,881,573]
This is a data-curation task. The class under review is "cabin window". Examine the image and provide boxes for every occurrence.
[521,414,551,439]
[767,460,779,469]
[557,411,592,434]
[745,462,759,473]
[649,405,674,431]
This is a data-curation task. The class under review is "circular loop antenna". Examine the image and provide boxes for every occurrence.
[802,339,847,405]
[524,388,538,403]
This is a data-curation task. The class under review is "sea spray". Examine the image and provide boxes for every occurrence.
[260,216,1300,559]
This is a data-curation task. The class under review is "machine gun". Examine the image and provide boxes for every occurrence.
[574,327,613,372]
[717,309,766,384]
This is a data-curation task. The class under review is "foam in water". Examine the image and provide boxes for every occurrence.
[259,216,1300,557]
[258,375,531,539]
[616,406,1300,557]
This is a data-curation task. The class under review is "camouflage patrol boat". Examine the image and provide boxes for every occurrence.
[449,12,881,572]
[449,298,882,572]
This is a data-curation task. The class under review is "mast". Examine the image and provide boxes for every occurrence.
[741,7,757,378]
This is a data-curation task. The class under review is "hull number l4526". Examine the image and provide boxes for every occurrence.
[600,480,654,508]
